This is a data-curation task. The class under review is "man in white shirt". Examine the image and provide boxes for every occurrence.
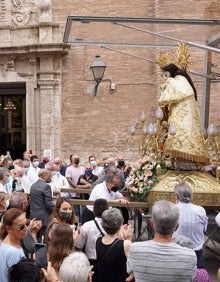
[82,174,129,223]
[75,198,108,260]
[27,155,40,186]
[22,160,32,194]
[0,168,10,202]
[0,168,10,193]
[6,167,25,194]
[49,161,70,197]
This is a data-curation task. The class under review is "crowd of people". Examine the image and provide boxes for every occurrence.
[1,44,219,281]
[0,149,219,281]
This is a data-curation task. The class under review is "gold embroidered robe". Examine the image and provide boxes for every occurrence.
[158,75,209,165]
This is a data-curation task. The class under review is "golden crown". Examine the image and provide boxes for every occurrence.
[156,43,191,71]
[155,52,170,68]
[175,43,191,71]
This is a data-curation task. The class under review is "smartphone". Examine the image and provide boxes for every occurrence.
[34,243,48,269]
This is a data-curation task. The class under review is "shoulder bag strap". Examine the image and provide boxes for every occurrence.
[98,238,120,261]
[94,219,105,237]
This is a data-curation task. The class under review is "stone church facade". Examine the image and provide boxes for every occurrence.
[0,0,219,164]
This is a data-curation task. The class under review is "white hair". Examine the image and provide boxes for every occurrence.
[59,252,90,282]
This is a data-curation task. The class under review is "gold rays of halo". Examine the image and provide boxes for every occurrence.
[156,43,192,71]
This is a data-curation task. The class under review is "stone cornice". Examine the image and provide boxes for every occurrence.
[0,43,70,56]
[0,22,60,30]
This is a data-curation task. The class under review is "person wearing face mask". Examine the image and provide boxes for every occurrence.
[77,164,98,200]
[54,155,67,177]
[6,167,25,194]
[82,174,129,223]
[27,155,40,186]
[65,154,85,198]
[116,156,132,179]
[48,161,70,199]
[38,154,50,169]
[46,197,79,242]
[89,155,103,177]
[22,159,32,194]
[29,169,55,242]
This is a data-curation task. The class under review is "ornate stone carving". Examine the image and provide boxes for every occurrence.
[2,60,15,76]
[0,0,8,22]
[11,0,38,26]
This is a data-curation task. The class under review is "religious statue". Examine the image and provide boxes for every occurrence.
[156,43,210,170]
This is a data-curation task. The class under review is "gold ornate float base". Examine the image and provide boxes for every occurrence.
[148,170,220,211]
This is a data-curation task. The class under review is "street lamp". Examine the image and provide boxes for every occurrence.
[90,55,106,96]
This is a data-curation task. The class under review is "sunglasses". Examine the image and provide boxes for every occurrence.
[13,219,30,230]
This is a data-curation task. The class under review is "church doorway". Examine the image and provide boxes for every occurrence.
[0,82,26,159]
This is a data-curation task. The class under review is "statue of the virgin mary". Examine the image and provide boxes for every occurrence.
[157,44,210,170]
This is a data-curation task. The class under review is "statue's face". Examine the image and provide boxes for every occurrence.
[162,71,170,80]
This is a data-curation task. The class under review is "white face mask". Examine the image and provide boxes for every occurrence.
[33,161,40,168]
[5,199,10,209]
[15,177,23,184]
[90,160,97,167]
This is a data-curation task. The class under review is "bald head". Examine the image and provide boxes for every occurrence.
[13,167,24,177]
[38,169,51,181]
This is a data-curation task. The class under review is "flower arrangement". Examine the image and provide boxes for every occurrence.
[125,157,167,202]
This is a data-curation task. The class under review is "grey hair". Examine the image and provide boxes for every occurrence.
[173,235,193,249]
[105,173,120,184]
[45,161,56,171]
[152,200,179,235]
[104,165,118,176]
[0,167,6,180]
[10,191,26,209]
[101,208,123,235]
[174,182,193,203]
[59,252,90,282]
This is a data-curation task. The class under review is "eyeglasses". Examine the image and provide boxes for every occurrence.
[13,219,30,230]
[54,163,61,165]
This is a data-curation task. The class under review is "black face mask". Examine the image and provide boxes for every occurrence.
[118,160,125,167]
[74,158,80,165]
[111,186,119,192]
